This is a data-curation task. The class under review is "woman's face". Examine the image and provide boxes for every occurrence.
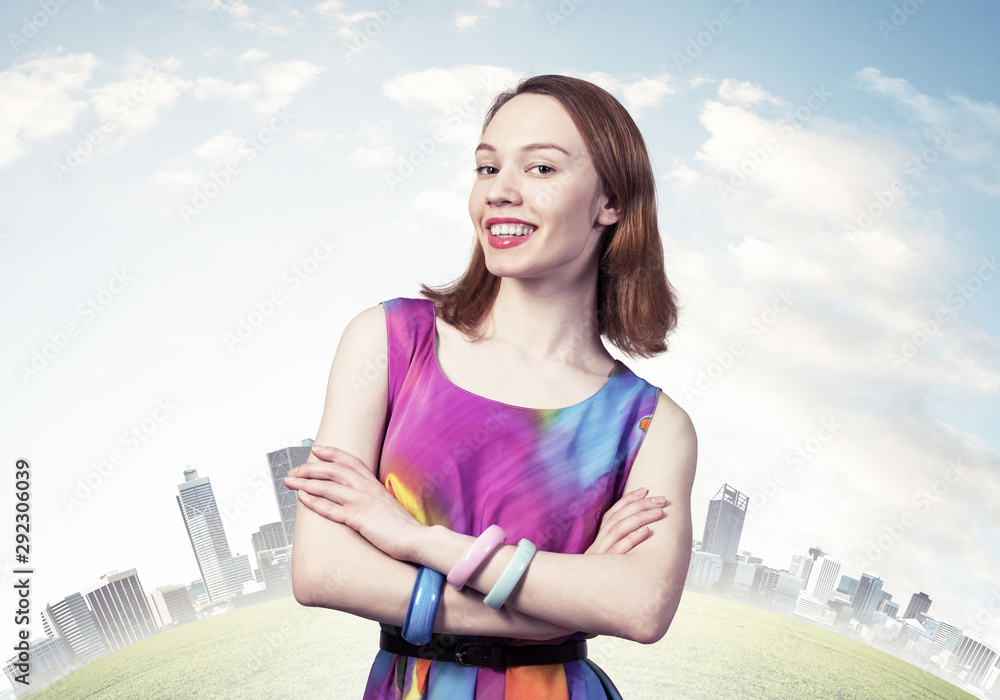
[469,93,619,285]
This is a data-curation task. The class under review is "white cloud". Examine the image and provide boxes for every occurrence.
[407,190,473,242]
[90,53,189,148]
[237,48,270,64]
[455,12,483,30]
[718,79,787,107]
[192,76,259,101]
[381,65,521,146]
[253,60,323,114]
[193,129,250,164]
[579,71,674,115]
[855,67,1000,197]
[313,0,342,19]
[347,145,398,172]
[181,0,251,18]
[0,51,99,168]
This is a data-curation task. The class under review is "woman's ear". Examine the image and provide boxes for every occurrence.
[596,194,621,227]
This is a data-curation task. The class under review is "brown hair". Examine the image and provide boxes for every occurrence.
[420,74,678,358]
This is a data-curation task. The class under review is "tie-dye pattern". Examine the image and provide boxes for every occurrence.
[363,298,660,700]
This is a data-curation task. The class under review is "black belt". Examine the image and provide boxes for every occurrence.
[379,631,587,670]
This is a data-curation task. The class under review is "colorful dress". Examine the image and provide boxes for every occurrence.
[364,297,660,700]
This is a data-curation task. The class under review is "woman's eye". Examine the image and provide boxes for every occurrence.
[475,165,499,176]
[530,165,555,175]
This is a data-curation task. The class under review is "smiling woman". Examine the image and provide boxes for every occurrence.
[284,74,696,700]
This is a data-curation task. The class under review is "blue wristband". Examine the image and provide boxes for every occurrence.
[402,566,445,645]
[483,539,537,610]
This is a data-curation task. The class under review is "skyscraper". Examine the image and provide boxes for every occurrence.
[176,467,243,603]
[789,553,813,589]
[851,573,884,626]
[267,438,314,545]
[700,483,747,561]
[904,591,933,620]
[803,555,841,604]
[82,569,157,652]
[42,593,109,666]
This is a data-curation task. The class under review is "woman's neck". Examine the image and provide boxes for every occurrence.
[482,275,611,367]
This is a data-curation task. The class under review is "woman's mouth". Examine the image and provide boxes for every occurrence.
[486,221,537,248]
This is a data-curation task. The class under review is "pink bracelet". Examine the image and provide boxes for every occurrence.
[447,524,507,590]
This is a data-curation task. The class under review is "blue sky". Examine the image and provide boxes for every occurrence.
[2,0,999,685]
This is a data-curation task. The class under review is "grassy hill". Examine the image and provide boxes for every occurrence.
[28,592,976,699]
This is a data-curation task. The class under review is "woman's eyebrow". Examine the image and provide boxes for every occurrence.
[475,142,572,156]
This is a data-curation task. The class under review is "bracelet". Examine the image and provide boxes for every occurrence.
[483,539,537,610]
[402,567,445,645]
[447,525,507,591]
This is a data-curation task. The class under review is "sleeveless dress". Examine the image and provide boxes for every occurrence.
[364,297,661,700]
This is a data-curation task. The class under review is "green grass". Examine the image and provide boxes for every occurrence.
[28,592,975,699]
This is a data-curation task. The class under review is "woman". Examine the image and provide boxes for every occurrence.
[284,74,697,699]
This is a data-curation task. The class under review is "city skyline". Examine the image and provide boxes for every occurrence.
[688,482,1000,696]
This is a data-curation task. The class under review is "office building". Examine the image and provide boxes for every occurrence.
[881,600,900,618]
[3,636,71,698]
[686,550,723,588]
[149,583,198,627]
[259,545,294,591]
[955,636,998,688]
[837,575,859,598]
[761,570,802,615]
[789,554,813,589]
[803,556,841,604]
[176,468,243,603]
[252,522,289,567]
[931,621,964,657]
[904,592,933,621]
[266,439,314,545]
[852,574,884,626]
[42,593,108,666]
[700,483,747,561]
[82,569,157,652]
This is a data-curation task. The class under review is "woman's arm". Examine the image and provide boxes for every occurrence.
[292,304,654,639]
[411,392,696,643]
[291,303,696,643]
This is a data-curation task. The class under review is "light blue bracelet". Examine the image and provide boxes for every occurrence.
[402,566,445,645]
[483,539,537,610]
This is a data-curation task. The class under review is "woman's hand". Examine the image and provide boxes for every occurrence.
[284,445,424,562]
[585,487,666,555]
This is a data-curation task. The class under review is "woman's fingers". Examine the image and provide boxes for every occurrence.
[587,494,668,555]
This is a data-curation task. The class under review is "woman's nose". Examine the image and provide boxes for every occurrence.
[486,168,522,206]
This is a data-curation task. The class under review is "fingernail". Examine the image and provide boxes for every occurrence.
[289,467,299,475]
[630,487,648,496]
[650,496,666,505]
[312,445,326,453]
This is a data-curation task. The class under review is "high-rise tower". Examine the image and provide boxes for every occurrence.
[700,483,747,561]
[851,573,884,626]
[266,439,314,545]
[176,468,243,603]
[903,591,933,620]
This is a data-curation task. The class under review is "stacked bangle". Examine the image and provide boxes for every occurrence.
[402,566,445,645]
[447,525,507,591]
[483,539,537,610]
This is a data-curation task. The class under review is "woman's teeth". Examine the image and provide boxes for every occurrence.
[490,223,536,237]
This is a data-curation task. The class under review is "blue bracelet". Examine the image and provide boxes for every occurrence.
[483,539,537,610]
[402,566,445,645]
